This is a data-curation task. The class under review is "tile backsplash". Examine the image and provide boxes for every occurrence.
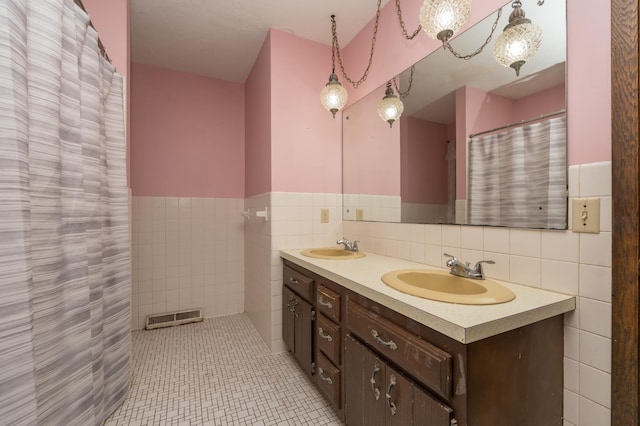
[131,196,244,330]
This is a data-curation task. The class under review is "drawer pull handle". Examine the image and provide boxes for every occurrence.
[318,295,333,309]
[385,374,398,416]
[370,362,381,400]
[371,329,398,350]
[318,328,333,342]
[289,277,299,285]
[318,367,333,385]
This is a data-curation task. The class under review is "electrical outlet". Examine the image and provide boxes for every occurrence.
[320,208,329,223]
[356,208,364,221]
[571,198,600,233]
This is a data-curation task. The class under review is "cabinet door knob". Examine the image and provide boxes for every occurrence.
[385,374,398,416]
[289,277,299,285]
[370,362,381,400]
[318,328,333,342]
[371,329,398,350]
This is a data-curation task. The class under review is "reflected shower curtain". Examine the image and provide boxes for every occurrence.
[0,1,130,424]
[467,116,567,229]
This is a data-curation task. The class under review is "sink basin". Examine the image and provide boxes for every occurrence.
[301,247,365,260]
[381,269,515,305]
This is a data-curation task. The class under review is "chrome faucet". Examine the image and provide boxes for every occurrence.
[337,237,360,252]
[444,253,494,280]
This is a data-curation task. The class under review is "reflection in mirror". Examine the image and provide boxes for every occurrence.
[342,0,567,229]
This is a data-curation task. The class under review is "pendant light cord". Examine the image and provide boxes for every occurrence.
[443,8,502,60]
[392,65,415,98]
[395,0,421,40]
[331,0,382,88]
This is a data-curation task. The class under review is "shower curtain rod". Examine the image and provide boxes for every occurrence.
[469,109,566,139]
[74,0,111,63]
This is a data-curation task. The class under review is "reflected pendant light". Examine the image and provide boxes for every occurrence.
[320,72,348,118]
[377,82,404,128]
[419,0,472,44]
[492,0,543,76]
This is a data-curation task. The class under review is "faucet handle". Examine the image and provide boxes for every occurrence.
[473,259,495,276]
[352,240,360,251]
[443,253,457,266]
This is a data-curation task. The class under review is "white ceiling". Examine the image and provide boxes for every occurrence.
[131,0,390,83]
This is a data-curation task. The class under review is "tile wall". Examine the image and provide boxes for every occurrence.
[131,196,245,330]
[343,161,612,426]
[265,192,344,352]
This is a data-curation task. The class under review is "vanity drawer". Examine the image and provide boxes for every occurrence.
[317,314,341,365]
[347,300,453,400]
[316,352,341,409]
[317,284,341,322]
[284,265,315,303]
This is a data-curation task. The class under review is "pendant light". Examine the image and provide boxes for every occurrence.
[377,82,404,128]
[493,0,543,76]
[419,0,502,61]
[419,0,472,44]
[320,71,348,118]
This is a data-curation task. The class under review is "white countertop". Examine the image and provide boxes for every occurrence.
[280,249,576,344]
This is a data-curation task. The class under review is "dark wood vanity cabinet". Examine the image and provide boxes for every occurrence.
[282,265,315,376]
[282,260,565,426]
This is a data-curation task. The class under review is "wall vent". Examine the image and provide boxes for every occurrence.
[145,308,203,330]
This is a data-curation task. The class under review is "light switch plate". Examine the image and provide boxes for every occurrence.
[356,208,364,221]
[320,208,329,223]
[571,198,600,233]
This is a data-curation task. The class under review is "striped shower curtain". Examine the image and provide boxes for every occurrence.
[467,116,567,229]
[0,0,130,424]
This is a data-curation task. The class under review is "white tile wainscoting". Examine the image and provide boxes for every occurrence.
[131,196,245,330]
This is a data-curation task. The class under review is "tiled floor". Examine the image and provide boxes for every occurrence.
[106,314,344,426]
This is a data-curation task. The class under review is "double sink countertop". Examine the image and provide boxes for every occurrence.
[280,249,576,344]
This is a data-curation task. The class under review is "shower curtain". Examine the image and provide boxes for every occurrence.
[0,0,130,424]
[467,116,567,229]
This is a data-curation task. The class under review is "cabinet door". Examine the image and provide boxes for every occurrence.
[283,286,297,352]
[294,296,314,376]
[345,334,385,426]
[283,286,296,352]
[413,385,453,426]
[384,365,413,426]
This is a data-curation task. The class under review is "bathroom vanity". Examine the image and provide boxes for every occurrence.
[280,249,575,426]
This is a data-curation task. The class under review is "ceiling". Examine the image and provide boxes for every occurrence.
[131,0,390,83]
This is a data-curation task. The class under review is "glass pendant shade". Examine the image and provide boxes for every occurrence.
[377,83,404,128]
[320,73,348,118]
[419,0,472,42]
[492,5,543,76]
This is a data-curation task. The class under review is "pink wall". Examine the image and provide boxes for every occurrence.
[245,33,273,198]
[342,84,401,196]
[130,63,245,197]
[401,117,449,204]
[567,0,611,165]
[82,0,131,185]
[270,30,342,194]
[514,84,566,122]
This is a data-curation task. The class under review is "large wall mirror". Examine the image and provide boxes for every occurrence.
[343,0,567,229]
